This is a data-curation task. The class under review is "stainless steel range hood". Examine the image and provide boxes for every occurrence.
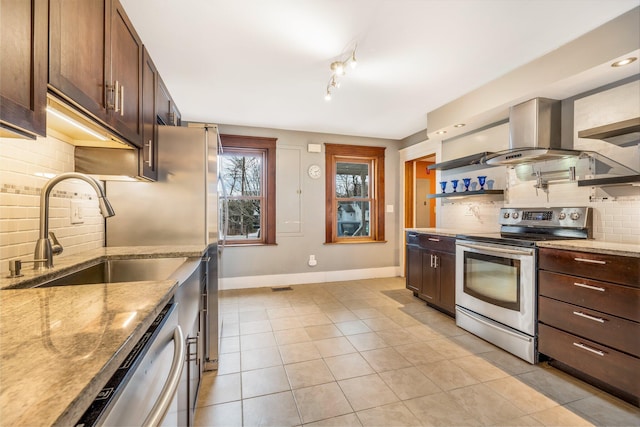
[485,98,579,165]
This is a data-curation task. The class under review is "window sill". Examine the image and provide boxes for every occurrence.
[324,240,387,245]
[222,242,278,247]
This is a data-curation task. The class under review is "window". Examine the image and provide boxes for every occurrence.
[325,143,385,243]
[220,134,276,245]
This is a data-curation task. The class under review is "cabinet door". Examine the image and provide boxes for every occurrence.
[140,48,158,180]
[0,0,47,138]
[438,252,456,314]
[406,246,422,293]
[49,0,110,124]
[156,76,171,125]
[421,251,438,301]
[110,0,143,146]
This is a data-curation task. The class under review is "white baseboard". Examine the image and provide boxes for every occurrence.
[219,266,401,290]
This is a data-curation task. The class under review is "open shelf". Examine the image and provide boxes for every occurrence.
[428,189,504,199]
[427,152,494,170]
[577,174,640,187]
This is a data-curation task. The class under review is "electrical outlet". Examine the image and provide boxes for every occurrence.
[70,200,84,224]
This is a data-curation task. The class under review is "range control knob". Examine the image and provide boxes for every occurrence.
[503,212,510,219]
[559,212,566,220]
[512,212,519,219]
[570,212,581,221]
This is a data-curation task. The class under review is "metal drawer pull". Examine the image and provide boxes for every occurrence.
[458,242,534,256]
[428,237,440,242]
[573,282,605,292]
[573,342,605,356]
[574,257,606,265]
[573,311,605,323]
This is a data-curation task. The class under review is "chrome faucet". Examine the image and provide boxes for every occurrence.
[33,172,115,270]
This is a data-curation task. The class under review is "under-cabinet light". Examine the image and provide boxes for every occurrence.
[46,107,109,141]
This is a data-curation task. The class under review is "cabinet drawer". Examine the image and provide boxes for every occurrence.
[539,296,640,357]
[538,324,640,400]
[418,234,455,253]
[406,232,420,246]
[539,270,640,322]
[539,248,639,288]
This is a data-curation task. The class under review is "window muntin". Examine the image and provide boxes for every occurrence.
[325,144,385,243]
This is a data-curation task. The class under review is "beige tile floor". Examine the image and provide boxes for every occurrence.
[194,277,640,427]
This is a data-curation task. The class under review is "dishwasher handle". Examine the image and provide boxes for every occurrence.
[143,326,185,427]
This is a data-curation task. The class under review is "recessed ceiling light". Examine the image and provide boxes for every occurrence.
[435,130,447,135]
[454,123,466,128]
[611,57,637,67]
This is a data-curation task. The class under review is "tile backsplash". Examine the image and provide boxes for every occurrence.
[0,136,104,275]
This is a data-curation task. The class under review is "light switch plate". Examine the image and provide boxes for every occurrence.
[70,200,84,224]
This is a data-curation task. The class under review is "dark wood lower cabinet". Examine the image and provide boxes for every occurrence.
[539,324,640,405]
[405,232,455,316]
[538,247,640,406]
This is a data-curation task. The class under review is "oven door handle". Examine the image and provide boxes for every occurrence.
[457,242,534,256]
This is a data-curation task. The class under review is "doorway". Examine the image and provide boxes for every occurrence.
[404,156,436,228]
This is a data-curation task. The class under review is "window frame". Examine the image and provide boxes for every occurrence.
[220,134,277,245]
[325,143,385,243]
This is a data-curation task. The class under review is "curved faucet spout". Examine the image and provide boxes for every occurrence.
[34,172,115,270]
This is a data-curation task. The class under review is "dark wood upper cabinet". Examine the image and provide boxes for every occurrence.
[48,0,110,124]
[0,0,48,138]
[157,75,181,126]
[141,47,158,180]
[109,0,143,146]
[48,0,143,147]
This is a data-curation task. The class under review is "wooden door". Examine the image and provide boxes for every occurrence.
[110,0,143,146]
[49,0,110,123]
[140,48,158,180]
[0,0,47,138]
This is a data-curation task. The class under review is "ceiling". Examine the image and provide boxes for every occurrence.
[120,0,639,140]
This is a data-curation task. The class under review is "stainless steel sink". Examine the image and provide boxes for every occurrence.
[36,257,188,287]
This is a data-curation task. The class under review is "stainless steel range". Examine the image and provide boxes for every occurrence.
[455,207,592,364]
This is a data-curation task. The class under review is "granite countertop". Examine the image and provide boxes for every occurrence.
[536,240,640,258]
[0,245,207,426]
[1,245,206,290]
[405,228,466,237]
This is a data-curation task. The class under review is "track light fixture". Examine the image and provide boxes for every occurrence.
[324,45,357,101]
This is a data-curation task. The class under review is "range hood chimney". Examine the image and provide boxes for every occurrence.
[485,98,580,165]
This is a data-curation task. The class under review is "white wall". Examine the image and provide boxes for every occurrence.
[0,136,105,275]
[217,125,401,289]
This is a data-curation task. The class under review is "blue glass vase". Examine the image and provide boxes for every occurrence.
[477,176,487,190]
[439,181,447,193]
[462,178,471,191]
[451,179,459,193]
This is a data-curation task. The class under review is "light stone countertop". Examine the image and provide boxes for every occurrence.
[1,245,207,290]
[536,240,640,258]
[0,245,207,426]
[405,228,472,237]
[0,280,178,427]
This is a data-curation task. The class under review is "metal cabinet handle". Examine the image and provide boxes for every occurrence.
[145,140,153,167]
[120,85,125,116]
[113,81,120,113]
[572,311,605,323]
[574,257,606,265]
[573,282,605,292]
[433,254,439,268]
[573,342,605,356]
[142,325,185,427]
[428,237,440,242]
[429,254,434,268]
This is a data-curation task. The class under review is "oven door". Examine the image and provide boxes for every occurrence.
[456,240,536,336]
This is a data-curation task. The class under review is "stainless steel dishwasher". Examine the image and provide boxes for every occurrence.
[75,303,184,427]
